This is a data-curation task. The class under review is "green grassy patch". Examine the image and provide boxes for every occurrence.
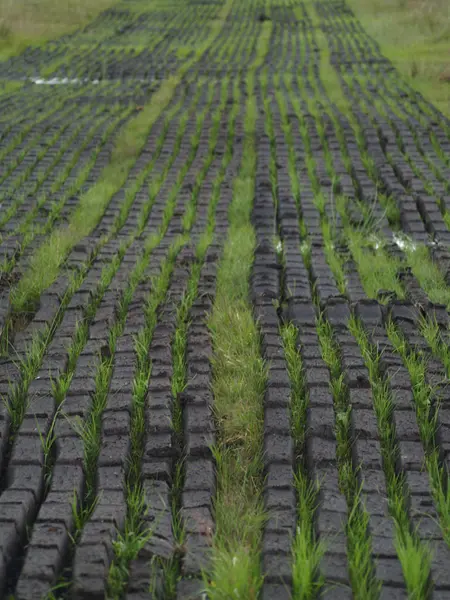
[347,232,405,301]
[346,0,450,116]
[204,73,267,600]
[0,0,118,60]
[406,245,450,307]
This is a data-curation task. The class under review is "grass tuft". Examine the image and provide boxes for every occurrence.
[292,472,326,599]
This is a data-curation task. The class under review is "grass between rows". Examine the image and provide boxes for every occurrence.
[388,320,450,549]
[263,68,328,597]
[76,74,231,593]
[272,61,378,595]
[107,237,186,597]
[314,315,380,599]
[349,317,434,598]
[281,324,326,599]
[205,71,267,599]
[108,69,240,595]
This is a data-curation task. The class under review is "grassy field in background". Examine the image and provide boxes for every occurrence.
[0,0,118,59]
[347,0,450,116]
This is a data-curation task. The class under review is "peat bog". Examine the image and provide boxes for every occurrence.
[0,0,450,598]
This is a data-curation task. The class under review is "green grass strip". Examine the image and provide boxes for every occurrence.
[344,230,405,302]
[405,245,450,309]
[203,72,266,600]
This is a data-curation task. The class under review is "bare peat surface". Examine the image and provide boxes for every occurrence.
[1,0,450,598]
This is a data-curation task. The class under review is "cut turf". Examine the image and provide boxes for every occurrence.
[0,0,450,598]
